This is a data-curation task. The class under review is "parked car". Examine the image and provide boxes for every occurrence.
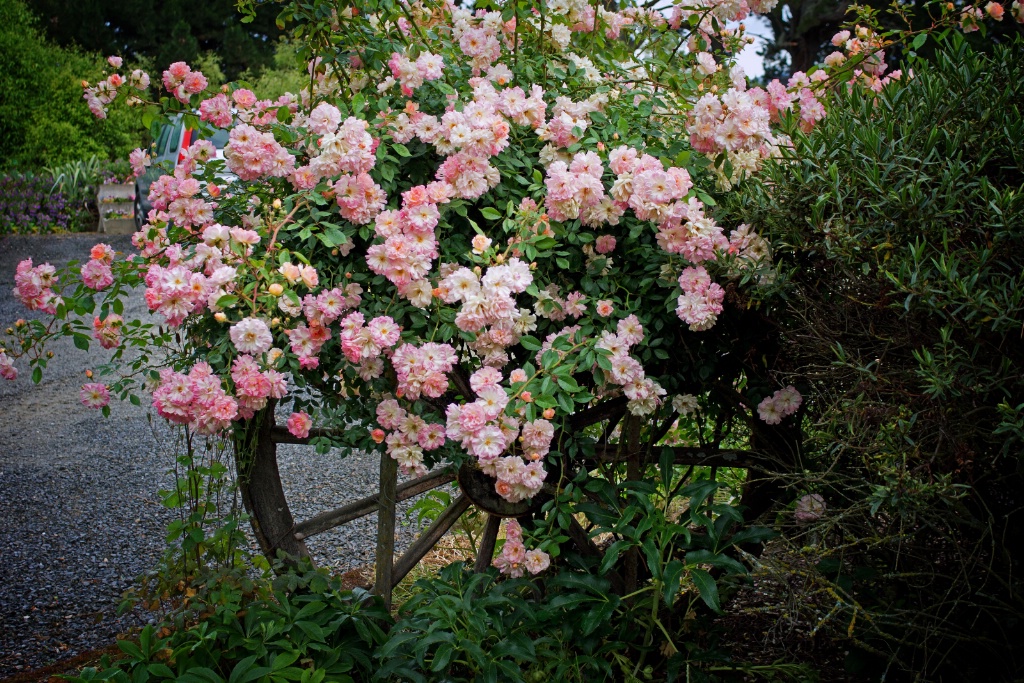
[135,116,231,229]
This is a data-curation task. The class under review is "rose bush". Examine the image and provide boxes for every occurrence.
[0,0,986,586]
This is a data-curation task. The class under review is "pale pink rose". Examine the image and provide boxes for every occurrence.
[794,494,826,523]
[287,411,313,439]
[0,350,17,380]
[472,234,492,254]
[230,318,273,354]
[524,549,550,574]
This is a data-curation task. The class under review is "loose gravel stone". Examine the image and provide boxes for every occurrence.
[0,234,433,677]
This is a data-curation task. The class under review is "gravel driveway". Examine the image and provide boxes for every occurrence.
[0,234,431,678]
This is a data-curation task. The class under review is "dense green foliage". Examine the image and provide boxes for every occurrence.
[0,0,140,167]
[721,34,1024,678]
[26,0,284,81]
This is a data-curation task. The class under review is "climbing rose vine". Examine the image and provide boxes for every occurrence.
[2,0,981,572]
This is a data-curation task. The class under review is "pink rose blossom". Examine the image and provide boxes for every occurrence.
[287,411,313,439]
[80,383,110,409]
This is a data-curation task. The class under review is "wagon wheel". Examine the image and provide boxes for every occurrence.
[233,397,776,609]
[234,404,552,609]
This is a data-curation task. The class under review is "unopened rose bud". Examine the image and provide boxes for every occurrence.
[268,283,284,296]
[214,312,228,323]
[473,266,482,276]
[528,452,542,461]
[521,391,533,402]
[47,351,54,358]
[15,319,25,327]
[345,271,352,278]
[542,408,556,419]
[371,428,386,444]
[85,369,93,378]
[271,317,281,327]
[272,198,282,210]
[612,132,619,140]
[5,328,12,335]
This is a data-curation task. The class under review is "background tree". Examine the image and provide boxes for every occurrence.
[26,0,285,80]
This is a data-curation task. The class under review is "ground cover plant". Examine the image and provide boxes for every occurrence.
[2,0,1021,680]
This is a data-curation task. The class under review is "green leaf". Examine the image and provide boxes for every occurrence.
[480,207,502,221]
[215,294,239,309]
[73,334,90,351]
[912,33,928,50]
[519,335,541,351]
[690,568,721,611]
[392,143,411,157]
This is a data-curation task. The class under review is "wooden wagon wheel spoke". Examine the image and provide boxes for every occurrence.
[473,514,503,574]
[293,468,456,541]
[389,494,472,590]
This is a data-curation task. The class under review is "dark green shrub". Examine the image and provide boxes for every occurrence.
[720,34,1024,679]
[64,563,393,683]
[0,0,141,168]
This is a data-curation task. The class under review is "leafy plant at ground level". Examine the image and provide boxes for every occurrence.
[65,563,393,683]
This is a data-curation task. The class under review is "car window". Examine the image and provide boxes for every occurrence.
[154,125,171,157]
[164,121,184,156]
[200,128,231,149]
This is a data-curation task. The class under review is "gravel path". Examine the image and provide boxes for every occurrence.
[0,234,433,678]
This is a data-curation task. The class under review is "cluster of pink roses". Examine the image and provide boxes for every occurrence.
[224,124,296,182]
[305,114,378,181]
[147,166,218,228]
[757,385,803,425]
[391,342,458,400]
[387,50,445,95]
[154,362,242,433]
[375,399,447,476]
[676,266,726,332]
[83,56,148,119]
[366,197,441,298]
[80,243,115,291]
[443,367,556,502]
[162,61,209,104]
[13,259,60,314]
[230,355,288,419]
[493,519,550,577]
[544,151,615,226]
[593,316,667,416]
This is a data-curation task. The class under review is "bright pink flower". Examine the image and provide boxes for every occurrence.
[80,383,110,409]
[287,411,313,439]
